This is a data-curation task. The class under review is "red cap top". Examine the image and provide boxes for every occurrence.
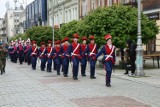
[73,33,79,39]
[55,40,61,45]
[63,37,70,41]
[89,35,95,40]
[81,36,87,40]
[40,42,45,45]
[32,40,36,44]
[48,40,52,44]
[104,34,112,40]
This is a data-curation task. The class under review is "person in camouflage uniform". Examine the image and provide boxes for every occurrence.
[0,42,8,75]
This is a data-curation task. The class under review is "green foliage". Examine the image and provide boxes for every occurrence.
[9,34,27,42]
[77,5,159,47]
[59,20,78,38]
[25,26,60,45]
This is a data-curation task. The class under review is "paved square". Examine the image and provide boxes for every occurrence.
[39,77,80,84]
[71,96,151,107]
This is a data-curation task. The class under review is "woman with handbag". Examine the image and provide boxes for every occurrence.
[95,34,116,87]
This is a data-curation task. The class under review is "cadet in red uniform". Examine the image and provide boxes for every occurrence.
[95,34,116,87]
[17,41,24,65]
[46,40,53,72]
[28,41,39,70]
[61,37,70,77]
[53,40,62,75]
[39,42,47,71]
[81,36,88,76]
[24,40,31,65]
[65,33,82,80]
[84,35,98,79]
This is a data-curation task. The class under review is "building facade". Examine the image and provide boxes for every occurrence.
[26,0,47,29]
[4,8,24,39]
[18,10,26,34]
[47,0,79,27]
[142,0,160,53]
[0,18,4,37]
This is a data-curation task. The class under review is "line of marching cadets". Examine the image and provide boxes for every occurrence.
[8,33,116,87]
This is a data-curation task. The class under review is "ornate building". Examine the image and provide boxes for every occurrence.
[47,0,79,27]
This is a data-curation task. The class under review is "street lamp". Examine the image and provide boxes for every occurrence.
[51,0,56,45]
[51,0,59,45]
[135,0,145,76]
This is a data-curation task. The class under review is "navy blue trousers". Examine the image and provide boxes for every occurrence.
[40,58,46,70]
[47,58,52,71]
[62,57,69,75]
[55,57,62,74]
[90,59,96,77]
[72,57,79,78]
[104,61,113,84]
[81,57,87,75]
[31,56,37,70]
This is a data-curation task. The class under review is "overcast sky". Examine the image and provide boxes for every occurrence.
[0,0,34,18]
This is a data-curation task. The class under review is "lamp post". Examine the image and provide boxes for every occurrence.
[51,0,56,45]
[135,0,145,76]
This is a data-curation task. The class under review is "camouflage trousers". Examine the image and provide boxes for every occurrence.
[0,59,6,74]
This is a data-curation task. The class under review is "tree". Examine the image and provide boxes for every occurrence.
[9,34,27,42]
[25,26,59,45]
[59,20,78,39]
[77,5,159,47]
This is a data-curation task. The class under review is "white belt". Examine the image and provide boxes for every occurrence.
[105,55,113,58]
[90,52,96,55]
[71,53,80,56]
[32,53,37,55]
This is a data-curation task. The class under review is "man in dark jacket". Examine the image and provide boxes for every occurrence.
[124,39,136,75]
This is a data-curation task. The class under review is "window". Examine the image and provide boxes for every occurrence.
[73,8,75,19]
[75,7,77,20]
[98,0,102,6]
[92,0,95,10]
[108,0,112,6]
[82,0,87,16]
[69,9,71,21]
[65,11,68,23]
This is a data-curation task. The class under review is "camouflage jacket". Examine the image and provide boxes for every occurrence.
[0,48,7,61]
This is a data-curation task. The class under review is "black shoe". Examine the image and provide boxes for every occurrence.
[106,83,111,87]
[57,72,60,75]
[64,74,68,77]
[124,72,128,74]
[90,76,96,79]
[41,69,45,71]
[73,77,78,80]
[82,74,86,77]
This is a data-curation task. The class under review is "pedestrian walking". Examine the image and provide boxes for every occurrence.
[95,34,116,87]
[24,40,31,65]
[61,37,70,77]
[39,42,47,71]
[124,39,136,75]
[81,36,88,76]
[84,35,98,79]
[53,40,62,75]
[17,41,24,65]
[0,42,8,74]
[28,41,39,70]
[65,33,82,80]
[46,40,53,72]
